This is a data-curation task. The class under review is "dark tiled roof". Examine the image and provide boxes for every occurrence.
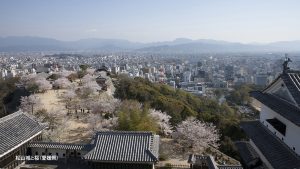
[29,142,91,151]
[0,111,45,157]
[84,131,159,163]
[262,71,300,106]
[235,141,266,168]
[281,72,300,106]
[250,91,300,126]
[241,121,300,169]
[235,141,260,164]
[252,165,268,169]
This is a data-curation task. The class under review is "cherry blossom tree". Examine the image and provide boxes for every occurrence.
[174,117,220,151]
[150,109,173,136]
[78,97,94,114]
[86,68,96,75]
[91,98,120,114]
[20,74,40,92]
[86,79,100,91]
[102,117,118,130]
[78,81,101,98]
[82,74,94,85]
[90,101,103,114]
[62,90,77,100]
[87,113,118,134]
[35,77,52,92]
[53,77,72,89]
[78,85,94,99]
[20,95,42,114]
[20,75,52,93]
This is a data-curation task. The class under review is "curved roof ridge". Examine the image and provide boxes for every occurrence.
[30,141,87,146]
[96,130,153,134]
[84,131,159,163]
[0,110,23,123]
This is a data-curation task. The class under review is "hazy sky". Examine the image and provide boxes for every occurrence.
[1,0,300,43]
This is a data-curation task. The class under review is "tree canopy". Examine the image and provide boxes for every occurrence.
[116,100,159,133]
[114,76,246,157]
[0,77,21,117]
[226,84,264,105]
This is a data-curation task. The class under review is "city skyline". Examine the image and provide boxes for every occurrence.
[1,0,300,43]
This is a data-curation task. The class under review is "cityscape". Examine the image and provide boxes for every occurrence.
[1,1,300,169]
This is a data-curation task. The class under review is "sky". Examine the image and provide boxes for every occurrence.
[1,0,300,43]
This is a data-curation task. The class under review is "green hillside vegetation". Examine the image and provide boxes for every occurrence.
[0,77,23,117]
[117,100,159,133]
[226,84,264,105]
[114,76,245,159]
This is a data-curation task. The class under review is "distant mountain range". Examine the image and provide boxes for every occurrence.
[1,36,300,53]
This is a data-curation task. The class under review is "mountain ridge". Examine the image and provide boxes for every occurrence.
[0,36,299,53]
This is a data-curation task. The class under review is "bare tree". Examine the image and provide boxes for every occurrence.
[20,95,42,114]
[62,90,77,112]
[20,74,37,86]
[44,117,68,142]
[41,109,59,131]
[174,117,220,151]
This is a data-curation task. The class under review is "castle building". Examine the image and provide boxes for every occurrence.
[237,59,300,169]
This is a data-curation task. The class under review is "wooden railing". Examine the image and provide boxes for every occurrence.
[208,146,241,165]
[156,164,190,169]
